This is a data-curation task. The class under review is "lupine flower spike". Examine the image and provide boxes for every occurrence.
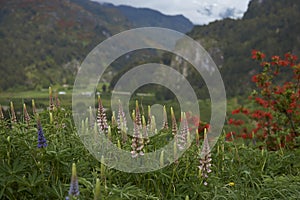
[135,100,142,129]
[97,95,108,133]
[160,150,164,168]
[49,112,53,124]
[66,163,80,199]
[0,105,4,120]
[32,99,37,116]
[137,136,145,156]
[117,100,127,142]
[171,107,178,136]
[198,129,212,186]
[10,101,17,124]
[100,155,106,181]
[23,103,31,125]
[162,105,168,129]
[55,92,60,109]
[142,115,149,144]
[147,105,152,129]
[136,102,144,156]
[111,111,117,127]
[131,105,144,158]
[49,86,54,111]
[176,112,189,150]
[131,111,138,158]
[94,178,101,200]
[151,115,157,134]
[37,116,48,148]
[171,109,180,163]
[107,125,112,140]
[147,105,157,135]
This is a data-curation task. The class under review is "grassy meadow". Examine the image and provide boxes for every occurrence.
[0,89,299,199]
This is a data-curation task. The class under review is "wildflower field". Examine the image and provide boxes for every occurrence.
[0,52,300,199]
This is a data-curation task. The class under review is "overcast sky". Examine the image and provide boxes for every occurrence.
[95,0,251,24]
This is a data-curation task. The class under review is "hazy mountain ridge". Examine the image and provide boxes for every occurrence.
[108,4,194,33]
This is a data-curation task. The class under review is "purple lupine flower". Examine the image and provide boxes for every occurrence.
[198,130,212,186]
[67,163,80,198]
[97,95,108,133]
[37,119,47,148]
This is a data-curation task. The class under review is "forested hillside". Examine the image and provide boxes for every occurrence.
[1,0,299,96]
[0,0,192,91]
[0,0,132,91]
[188,0,300,96]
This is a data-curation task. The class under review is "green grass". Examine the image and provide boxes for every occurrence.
[0,89,72,110]
[0,89,216,121]
[0,99,299,199]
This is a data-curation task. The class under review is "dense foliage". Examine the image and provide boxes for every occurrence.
[1,1,300,197]
[228,51,300,150]
[0,78,299,199]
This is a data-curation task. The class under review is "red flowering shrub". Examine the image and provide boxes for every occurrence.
[228,50,300,150]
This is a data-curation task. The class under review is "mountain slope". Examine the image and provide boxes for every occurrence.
[187,0,300,96]
[110,4,193,33]
[0,0,194,91]
[0,0,132,91]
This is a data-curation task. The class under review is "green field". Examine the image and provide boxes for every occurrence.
[0,91,299,199]
[0,89,221,123]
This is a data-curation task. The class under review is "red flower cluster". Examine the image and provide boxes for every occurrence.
[228,51,300,150]
[228,118,244,126]
[231,107,249,115]
[255,97,269,108]
[252,50,266,60]
[251,110,272,120]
